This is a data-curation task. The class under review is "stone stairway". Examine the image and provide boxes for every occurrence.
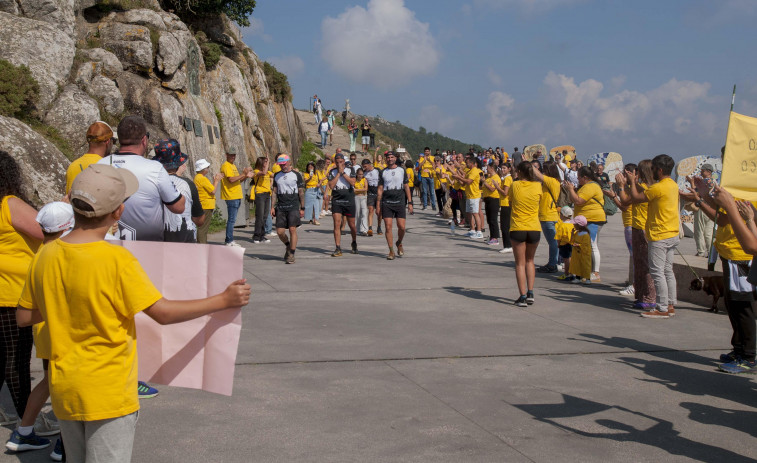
[296,109,388,160]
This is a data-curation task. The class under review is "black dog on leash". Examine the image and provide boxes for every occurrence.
[690,277,724,313]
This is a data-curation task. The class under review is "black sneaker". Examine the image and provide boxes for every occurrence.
[331,247,342,257]
[514,296,528,307]
[377,227,383,235]
[526,291,535,305]
[351,241,358,254]
[720,351,739,363]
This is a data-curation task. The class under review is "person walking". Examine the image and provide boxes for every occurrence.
[271,154,304,264]
[362,159,380,236]
[361,118,372,153]
[626,155,679,318]
[303,161,322,225]
[354,168,368,235]
[327,110,335,146]
[194,159,223,244]
[318,116,330,148]
[327,153,358,256]
[377,151,413,260]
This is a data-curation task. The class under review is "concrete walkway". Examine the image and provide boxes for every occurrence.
[2,209,755,462]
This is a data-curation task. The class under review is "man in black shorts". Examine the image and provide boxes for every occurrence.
[271,154,304,264]
[377,151,413,260]
[361,159,380,236]
[327,153,358,256]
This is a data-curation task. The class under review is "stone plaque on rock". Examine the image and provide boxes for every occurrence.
[184,117,193,131]
[207,125,214,143]
[187,40,200,96]
[214,126,220,138]
[193,119,203,137]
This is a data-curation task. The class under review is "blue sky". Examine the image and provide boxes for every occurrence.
[241,0,757,162]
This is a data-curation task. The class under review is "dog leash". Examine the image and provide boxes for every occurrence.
[675,247,702,280]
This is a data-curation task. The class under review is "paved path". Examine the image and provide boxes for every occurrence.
[2,210,755,462]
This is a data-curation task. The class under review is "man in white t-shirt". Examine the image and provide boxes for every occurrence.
[98,116,185,241]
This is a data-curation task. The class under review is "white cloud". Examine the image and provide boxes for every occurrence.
[419,105,458,134]
[609,75,626,88]
[321,0,440,89]
[486,91,521,139]
[487,68,502,86]
[243,17,273,43]
[267,56,305,76]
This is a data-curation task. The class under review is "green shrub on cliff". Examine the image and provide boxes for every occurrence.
[202,42,222,69]
[262,61,291,103]
[0,59,39,118]
[164,0,256,27]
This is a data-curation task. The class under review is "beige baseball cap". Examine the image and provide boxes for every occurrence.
[70,164,139,218]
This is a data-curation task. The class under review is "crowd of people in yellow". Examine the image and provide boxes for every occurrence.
[0,114,755,463]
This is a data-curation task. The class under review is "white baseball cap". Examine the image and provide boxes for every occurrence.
[36,202,75,233]
[195,158,211,171]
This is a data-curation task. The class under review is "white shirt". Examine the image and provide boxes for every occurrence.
[98,153,181,241]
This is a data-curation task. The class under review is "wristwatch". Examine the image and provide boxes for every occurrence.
[695,199,703,207]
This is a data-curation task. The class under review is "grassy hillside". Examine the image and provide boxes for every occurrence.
[368,116,483,158]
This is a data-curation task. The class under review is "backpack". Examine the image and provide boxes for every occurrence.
[603,197,618,216]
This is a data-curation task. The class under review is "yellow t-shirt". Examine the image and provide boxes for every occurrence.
[0,196,40,306]
[644,177,679,242]
[354,178,367,194]
[304,171,322,189]
[715,204,757,261]
[482,176,500,199]
[539,176,561,222]
[508,180,543,231]
[436,167,448,185]
[621,206,632,227]
[271,164,281,174]
[194,173,216,210]
[18,240,162,421]
[220,161,243,200]
[555,221,574,245]
[252,170,273,195]
[570,231,592,279]
[65,153,102,193]
[464,167,482,199]
[499,175,513,207]
[419,156,435,178]
[631,183,649,230]
[575,182,605,223]
[406,167,415,188]
[374,161,386,169]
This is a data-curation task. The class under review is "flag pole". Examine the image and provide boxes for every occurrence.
[707,84,736,271]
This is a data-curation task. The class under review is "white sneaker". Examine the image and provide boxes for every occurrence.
[499,247,513,254]
[465,230,475,237]
[619,285,635,296]
[225,241,242,247]
[476,231,484,239]
[262,238,271,243]
[556,264,564,271]
[34,413,60,437]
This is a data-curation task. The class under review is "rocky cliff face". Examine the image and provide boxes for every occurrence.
[0,0,303,205]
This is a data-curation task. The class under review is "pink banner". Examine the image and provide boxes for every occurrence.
[116,241,244,396]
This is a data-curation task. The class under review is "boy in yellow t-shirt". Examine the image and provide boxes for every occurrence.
[569,215,592,283]
[15,165,250,463]
[626,154,679,318]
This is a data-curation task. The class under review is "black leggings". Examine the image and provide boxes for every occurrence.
[435,188,445,212]
[451,190,460,222]
[0,307,32,417]
[484,197,500,239]
[500,206,512,248]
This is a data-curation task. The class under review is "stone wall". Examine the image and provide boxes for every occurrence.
[0,1,303,206]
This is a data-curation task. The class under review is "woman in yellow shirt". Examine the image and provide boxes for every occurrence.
[603,163,637,296]
[482,162,501,245]
[0,152,43,424]
[562,166,607,282]
[354,168,369,235]
[508,161,545,307]
[405,161,415,191]
[433,159,447,214]
[193,159,223,244]
[303,161,323,225]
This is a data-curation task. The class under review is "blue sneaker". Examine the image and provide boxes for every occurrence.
[719,351,738,363]
[137,381,159,399]
[718,359,757,374]
[5,429,50,451]
[50,438,64,462]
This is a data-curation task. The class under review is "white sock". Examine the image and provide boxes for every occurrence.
[18,425,34,436]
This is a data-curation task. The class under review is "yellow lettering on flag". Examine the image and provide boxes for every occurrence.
[720,111,757,201]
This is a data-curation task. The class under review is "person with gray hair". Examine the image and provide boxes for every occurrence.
[694,163,715,257]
